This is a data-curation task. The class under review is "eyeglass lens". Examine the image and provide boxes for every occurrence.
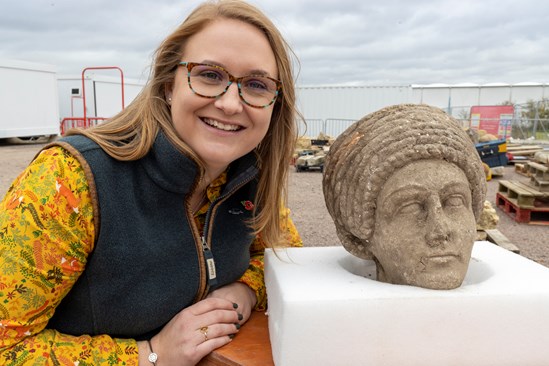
[188,63,279,108]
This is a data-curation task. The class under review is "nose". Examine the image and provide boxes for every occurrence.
[214,82,244,115]
[424,198,451,247]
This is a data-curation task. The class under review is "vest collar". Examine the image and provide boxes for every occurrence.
[142,131,258,195]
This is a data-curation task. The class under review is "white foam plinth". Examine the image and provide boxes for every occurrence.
[265,241,549,366]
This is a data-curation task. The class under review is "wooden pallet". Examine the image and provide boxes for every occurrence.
[496,192,549,225]
[497,180,549,206]
[526,161,549,181]
[530,176,549,193]
[514,163,530,177]
[506,145,544,157]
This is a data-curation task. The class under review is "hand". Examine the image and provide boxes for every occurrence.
[139,297,240,366]
[207,282,257,324]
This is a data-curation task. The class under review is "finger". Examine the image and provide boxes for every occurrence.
[192,316,240,344]
[178,331,234,365]
[208,308,242,324]
[193,324,238,354]
[195,334,234,356]
[195,323,240,343]
[190,297,238,315]
[190,303,240,328]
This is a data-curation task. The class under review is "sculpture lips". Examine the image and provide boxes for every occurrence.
[427,254,460,265]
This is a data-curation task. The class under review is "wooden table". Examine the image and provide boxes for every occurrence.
[198,311,274,366]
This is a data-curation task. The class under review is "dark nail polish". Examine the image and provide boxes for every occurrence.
[238,313,243,321]
[235,323,241,329]
[229,334,236,339]
[233,302,239,309]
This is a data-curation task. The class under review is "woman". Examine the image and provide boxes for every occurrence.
[0,1,302,364]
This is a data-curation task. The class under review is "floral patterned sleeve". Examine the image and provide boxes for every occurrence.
[237,207,303,311]
[0,146,138,365]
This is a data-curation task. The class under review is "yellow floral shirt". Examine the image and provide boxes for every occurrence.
[0,146,302,365]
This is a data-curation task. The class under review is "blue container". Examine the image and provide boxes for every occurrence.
[475,139,508,168]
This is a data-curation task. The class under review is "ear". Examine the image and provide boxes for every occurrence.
[164,83,173,105]
[337,229,374,260]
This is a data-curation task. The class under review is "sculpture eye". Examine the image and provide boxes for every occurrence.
[397,201,423,215]
[445,195,465,208]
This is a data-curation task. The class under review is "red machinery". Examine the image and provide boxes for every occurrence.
[60,66,125,135]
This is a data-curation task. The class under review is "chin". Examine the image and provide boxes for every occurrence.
[409,271,466,290]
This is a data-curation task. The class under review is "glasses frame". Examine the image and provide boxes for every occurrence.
[179,62,281,109]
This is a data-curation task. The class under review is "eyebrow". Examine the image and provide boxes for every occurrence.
[201,59,272,77]
[380,181,470,208]
[380,184,427,210]
[384,183,426,198]
[441,181,470,193]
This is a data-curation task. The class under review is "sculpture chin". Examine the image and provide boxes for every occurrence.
[377,257,470,290]
[406,274,465,290]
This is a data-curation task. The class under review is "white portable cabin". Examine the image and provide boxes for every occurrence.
[0,59,60,139]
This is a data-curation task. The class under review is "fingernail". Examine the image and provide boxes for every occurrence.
[233,303,238,309]
[234,323,241,329]
[229,334,236,339]
[238,313,243,321]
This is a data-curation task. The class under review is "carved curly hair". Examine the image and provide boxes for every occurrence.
[323,104,486,259]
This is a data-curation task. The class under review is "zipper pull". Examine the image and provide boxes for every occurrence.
[201,236,217,286]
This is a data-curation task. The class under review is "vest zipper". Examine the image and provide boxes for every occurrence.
[201,235,217,287]
[195,172,257,301]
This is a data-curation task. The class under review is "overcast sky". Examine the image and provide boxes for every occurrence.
[1,0,548,86]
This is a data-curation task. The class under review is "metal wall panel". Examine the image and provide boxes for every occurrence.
[296,83,548,138]
[297,85,411,121]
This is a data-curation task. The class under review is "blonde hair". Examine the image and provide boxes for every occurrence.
[67,0,300,247]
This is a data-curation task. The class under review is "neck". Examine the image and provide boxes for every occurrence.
[190,189,208,214]
[190,165,226,214]
[202,165,227,187]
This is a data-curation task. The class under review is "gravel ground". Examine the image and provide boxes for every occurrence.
[1,139,548,268]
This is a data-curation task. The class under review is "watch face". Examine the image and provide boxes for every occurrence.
[148,353,158,363]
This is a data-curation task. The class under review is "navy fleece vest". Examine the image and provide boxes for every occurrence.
[46,132,258,339]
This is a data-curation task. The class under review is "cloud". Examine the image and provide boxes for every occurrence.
[1,0,548,85]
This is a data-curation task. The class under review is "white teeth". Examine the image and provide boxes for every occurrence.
[203,118,240,131]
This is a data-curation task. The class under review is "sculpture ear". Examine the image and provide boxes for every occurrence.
[336,230,374,260]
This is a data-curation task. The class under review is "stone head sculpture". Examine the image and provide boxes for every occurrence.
[323,104,487,290]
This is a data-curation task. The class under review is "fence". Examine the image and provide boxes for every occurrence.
[300,117,549,141]
[509,118,549,140]
[455,117,549,140]
[299,118,357,139]
[60,117,106,135]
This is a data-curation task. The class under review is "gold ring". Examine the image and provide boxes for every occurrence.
[199,326,208,341]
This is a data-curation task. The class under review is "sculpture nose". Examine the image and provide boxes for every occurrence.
[425,198,450,247]
[425,230,449,248]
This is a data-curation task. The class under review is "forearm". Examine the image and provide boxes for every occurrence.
[0,329,138,365]
[237,207,303,311]
[237,253,267,311]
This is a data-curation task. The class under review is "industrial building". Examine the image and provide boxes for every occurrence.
[1,59,547,140]
[296,82,549,138]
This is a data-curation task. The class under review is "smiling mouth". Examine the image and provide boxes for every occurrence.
[202,118,243,132]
